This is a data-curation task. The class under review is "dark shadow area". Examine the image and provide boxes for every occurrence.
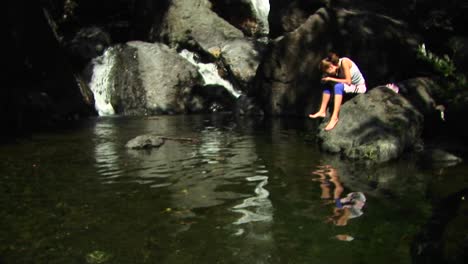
[3,1,95,141]
[209,0,256,36]
[268,0,327,38]
[411,188,468,264]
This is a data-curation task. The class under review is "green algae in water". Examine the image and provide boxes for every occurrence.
[86,250,111,264]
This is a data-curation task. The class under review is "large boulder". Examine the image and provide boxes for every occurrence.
[255,7,422,116]
[210,0,270,37]
[317,86,424,163]
[87,41,203,115]
[254,7,334,116]
[127,41,201,114]
[154,0,264,91]
[268,0,327,37]
[221,38,265,88]
[155,0,244,52]
[396,77,441,116]
[395,77,448,138]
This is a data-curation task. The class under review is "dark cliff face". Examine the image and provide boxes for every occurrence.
[268,0,468,54]
[3,1,94,138]
[3,0,169,137]
[44,0,170,42]
[268,0,327,38]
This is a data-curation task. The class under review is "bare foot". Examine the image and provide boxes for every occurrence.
[309,112,326,118]
[324,118,339,131]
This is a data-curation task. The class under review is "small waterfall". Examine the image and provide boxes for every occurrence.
[89,48,116,116]
[250,0,270,35]
[178,49,242,98]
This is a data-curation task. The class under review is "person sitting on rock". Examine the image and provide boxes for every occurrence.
[309,52,367,131]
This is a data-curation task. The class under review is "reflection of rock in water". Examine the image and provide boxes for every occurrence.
[320,154,429,199]
[230,167,277,263]
[411,188,468,264]
[93,119,121,184]
[232,174,273,225]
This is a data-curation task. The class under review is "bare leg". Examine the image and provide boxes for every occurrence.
[309,92,330,118]
[325,94,342,130]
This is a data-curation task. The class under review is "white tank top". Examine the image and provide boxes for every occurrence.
[339,58,365,85]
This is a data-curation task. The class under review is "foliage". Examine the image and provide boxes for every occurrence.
[417,44,456,78]
[86,250,112,264]
[417,44,468,105]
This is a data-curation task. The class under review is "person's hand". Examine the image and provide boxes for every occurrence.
[321,76,331,82]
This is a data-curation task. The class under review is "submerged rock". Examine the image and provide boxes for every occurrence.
[419,148,463,169]
[125,135,165,149]
[423,149,463,163]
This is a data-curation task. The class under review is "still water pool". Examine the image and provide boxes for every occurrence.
[0,115,466,264]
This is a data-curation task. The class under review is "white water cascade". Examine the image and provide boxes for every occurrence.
[250,0,270,35]
[89,48,116,116]
[178,49,242,98]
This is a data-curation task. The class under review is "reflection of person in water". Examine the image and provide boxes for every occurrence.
[312,165,343,200]
[312,165,366,227]
[329,192,366,226]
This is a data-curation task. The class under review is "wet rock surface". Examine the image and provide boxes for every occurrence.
[125,134,165,149]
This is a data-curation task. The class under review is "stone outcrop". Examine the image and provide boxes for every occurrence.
[221,38,266,88]
[268,0,326,37]
[210,0,270,37]
[127,41,201,114]
[317,86,424,163]
[88,41,203,115]
[154,0,264,91]
[255,7,422,116]
[155,0,244,52]
[126,134,165,149]
[3,0,95,137]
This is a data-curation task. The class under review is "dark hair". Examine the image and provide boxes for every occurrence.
[326,52,340,65]
[319,52,340,72]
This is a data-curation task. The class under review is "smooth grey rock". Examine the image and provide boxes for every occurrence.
[221,38,265,87]
[423,149,463,163]
[156,0,244,52]
[90,41,203,115]
[126,135,165,149]
[318,87,423,163]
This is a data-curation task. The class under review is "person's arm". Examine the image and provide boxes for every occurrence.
[321,58,352,85]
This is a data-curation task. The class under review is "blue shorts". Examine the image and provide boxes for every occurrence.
[323,83,366,95]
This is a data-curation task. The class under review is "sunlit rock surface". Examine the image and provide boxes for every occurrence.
[125,134,165,149]
[318,87,423,163]
[88,41,203,115]
[156,0,244,52]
